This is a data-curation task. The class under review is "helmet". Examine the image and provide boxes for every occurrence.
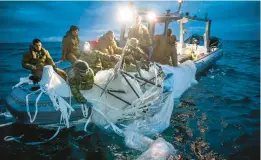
[73,60,89,74]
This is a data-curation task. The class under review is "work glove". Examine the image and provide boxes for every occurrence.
[52,65,58,72]
[29,76,41,84]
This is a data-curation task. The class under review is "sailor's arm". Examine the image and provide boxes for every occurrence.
[97,50,119,62]
[99,46,110,54]
[81,72,94,90]
[69,77,87,104]
[96,39,110,54]
[70,84,87,104]
[111,40,123,55]
[143,27,152,46]
[127,28,134,39]
[44,49,55,66]
[22,52,35,71]
[61,38,69,60]
[96,50,110,60]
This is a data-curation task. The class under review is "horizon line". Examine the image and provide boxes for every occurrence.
[0,39,260,44]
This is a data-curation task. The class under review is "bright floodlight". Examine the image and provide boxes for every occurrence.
[118,7,132,22]
[147,12,156,21]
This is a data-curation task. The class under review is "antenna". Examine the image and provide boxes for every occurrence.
[166,9,171,16]
[175,0,184,15]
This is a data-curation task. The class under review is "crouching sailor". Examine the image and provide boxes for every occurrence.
[79,42,120,74]
[22,38,67,83]
[68,60,94,104]
[123,38,149,72]
[94,30,122,55]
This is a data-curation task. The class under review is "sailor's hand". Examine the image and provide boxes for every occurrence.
[125,55,134,64]
[148,46,153,59]
[80,99,87,104]
[35,64,44,71]
[31,65,37,71]
[29,76,41,84]
[112,55,121,61]
[52,65,58,72]
[148,46,153,52]
[60,56,66,61]
[115,54,121,60]
[86,101,93,108]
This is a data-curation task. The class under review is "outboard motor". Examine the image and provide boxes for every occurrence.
[209,36,221,48]
[185,34,203,45]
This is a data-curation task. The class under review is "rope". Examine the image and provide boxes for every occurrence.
[81,104,89,118]
[12,75,33,89]
[4,126,61,145]
[91,105,123,136]
[4,115,64,145]
[84,110,92,132]
[25,89,41,123]
[0,122,14,128]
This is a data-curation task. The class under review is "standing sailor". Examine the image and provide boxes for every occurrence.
[151,34,178,67]
[128,16,152,56]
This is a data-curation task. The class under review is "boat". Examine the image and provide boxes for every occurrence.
[4,1,223,147]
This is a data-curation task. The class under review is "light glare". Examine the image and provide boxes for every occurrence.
[118,7,133,22]
[147,12,156,21]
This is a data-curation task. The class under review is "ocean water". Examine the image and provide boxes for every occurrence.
[0,40,260,160]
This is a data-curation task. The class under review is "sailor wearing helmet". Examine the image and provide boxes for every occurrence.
[68,60,94,104]
[79,42,120,74]
[123,38,149,72]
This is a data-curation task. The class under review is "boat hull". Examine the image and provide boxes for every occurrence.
[194,48,223,74]
[5,86,85,125]
[5,48,223,126]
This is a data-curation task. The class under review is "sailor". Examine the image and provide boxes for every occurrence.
[123,38,149,72]
[94,31,122,55]
[79,42,120,74]
[22,39,67,83]
[128,15,152,56]
[167,28,172,38]
[61,25,80,64]
[151,34,178,66]
[166,28,178,66]
[68,60,94,104]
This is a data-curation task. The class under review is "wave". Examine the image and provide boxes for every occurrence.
[9,52,24,57]
[0,68,25,72]
[220,67,260,80]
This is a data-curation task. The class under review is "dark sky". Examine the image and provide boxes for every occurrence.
[0,1,260,43]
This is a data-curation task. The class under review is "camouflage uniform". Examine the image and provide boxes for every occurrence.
[22,46,67,80]
[62,34,80,64]
[128,24,152,55]
[79,50,119,74]
[68,61,94,104]
[123,38,149,72]
[94,34,122,55]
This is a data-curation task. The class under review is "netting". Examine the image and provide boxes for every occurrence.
[7,60,197,157]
